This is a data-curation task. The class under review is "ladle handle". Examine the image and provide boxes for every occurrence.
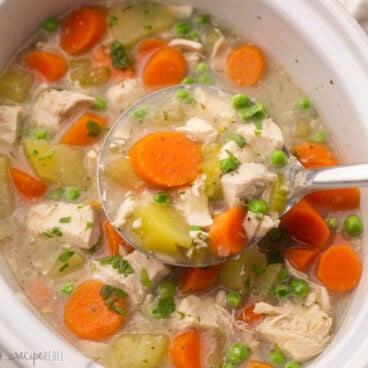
[304,163,368,192]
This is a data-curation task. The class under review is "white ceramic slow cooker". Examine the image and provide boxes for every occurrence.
[1,0,368,367]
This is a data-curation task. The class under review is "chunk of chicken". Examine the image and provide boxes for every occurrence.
[171,294,234,334]
[176,117,218,144]
[243,212,280,240]
[221,163,277,207]
[106,78,146,117]
[0,105,23,154]
[254,301,332,362]
[175,174,213,227]
[92,250,170,305]
[169,38,203,52]
[26,201,100,250]
[31,89,95,131]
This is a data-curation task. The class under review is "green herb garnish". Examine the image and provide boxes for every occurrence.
[100,284,128,315]
[149,296,175,319]
[60,282,74,296]
[110,41,133,70]
[100,255,134,275]
[59,216,72,223]
[220,150,241,173]
[86,120,102,138]
[141,268,151,287]
[226,132,246,148]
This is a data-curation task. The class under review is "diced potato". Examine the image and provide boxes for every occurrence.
[220,245,267,293]
[69,60,110,87]
[129,202,192,255]
[253,263,283,300]
[110,2,175,47]
[0,155,14,220]
[153,103,186,125]
[295,118,313,139]
[107,334,169,368]
[24,139,89,187]
[0,67,34,102]
[48,250,85,278]
[104,156,144,191]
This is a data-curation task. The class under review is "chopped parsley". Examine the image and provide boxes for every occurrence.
[100,284,128,315]
[59,216,71,223]
[85,221,93,230]
[38,149,56,161]
[58,250,74,262]
[140,268,151,287]
[46,188,65,200]
[220,150,241,173]
[100,255,134,275]
[251,264,265,275]
[42,226,63,238]
[59,282,74,296]
[110,41,133,70]
[65,187,81,201]
[86,120,102,138]
[108,15,118,26]
[226,132,246,148]
[149,296,175,319]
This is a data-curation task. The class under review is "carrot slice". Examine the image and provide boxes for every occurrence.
[169,330,201,368]
[92,45,135,82]
[180,265,221,294]
[226,45,266,86]
[24,51,68,82]
[280,199,330,249]
[284,246,320,272]
[208,205,247,257]
[10,167,47,197]
[138,38,167,57]
[143,47,187,87]
[64,280,125,340]
[129,131,202,188]
[103,219,135,256]
[60,113,106,146]
[61,7,107,55]
[316,245,362,292]
[236,303,265,327]
[290,141,360,210]
[245,362,274,368]
[290,141,338,169]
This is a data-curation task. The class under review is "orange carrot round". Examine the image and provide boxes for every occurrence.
[316,245,362,292]
[61,7,107,55]
[180,265,221,294]
[10,167,47,197]
[103,219,135,256]
[236,303,265,327]
[24,51,68,82]
[169,330,201,368]
[208,205,247,257]
[143,47,187,87]
[226,45,266,86]
[64,280,125,340]
[280,199,330,249]
[60,113,106,146]
[129,131,202,188]
[284,246,320,272]
[245,362,274,368]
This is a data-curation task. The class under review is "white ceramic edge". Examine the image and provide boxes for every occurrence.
[0,0,368,367]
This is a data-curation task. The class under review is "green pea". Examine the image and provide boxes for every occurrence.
[290,278,309,297]
[188,30,200,41]
[344,214,363,237]
[269,149,288,168]
[175,21,190,36]
[231,93,250,110]
[153,192,171,205]
[94,96,107,110]
[32,128,49,140]
[157,280,176,299]
[176,89,196,104]
[285,361,301,368]
[227,343,249,364]
[248,199,268,215]
[198,73,211,84]
[132,108,148,121]
[278,268,289,282]
[222,363,236,368]
[227,290,243,308]
[326,217,338,230]
[42,18,59,32]
[269,346,284,365]
[312,131,326,143]
[196,62,208,74]
[297,97,312,111]
[274,284,290,299]
[181,76,195,84]
[195,14,211,25]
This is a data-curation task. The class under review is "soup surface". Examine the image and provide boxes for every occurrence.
[0,1,363,367]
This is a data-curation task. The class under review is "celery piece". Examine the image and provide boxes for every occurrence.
[268,174,288,213]
[220,246,267,293]
[103,156,144,192]
[48,250,85,278]
[107,334,169,368]
[110,2,174,47]
[69,60,110,87]
[0,155,14,220]
[295,118,312,139]
[0,67,34,102]
[253,263,284,299]
[24,139,89,187]
[129,202,192,255]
